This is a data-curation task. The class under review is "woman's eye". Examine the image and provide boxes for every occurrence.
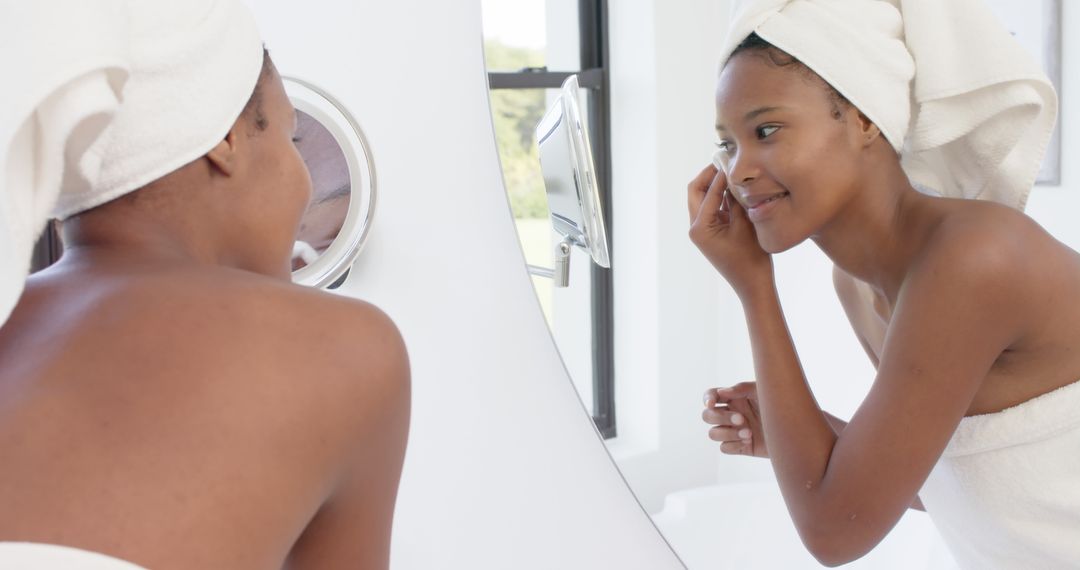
[715,140,733,153]
[756,125,780,139]
[292,136,302,144]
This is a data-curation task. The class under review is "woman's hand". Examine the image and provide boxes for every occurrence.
[687,164,774,298]
[702,381,767,458]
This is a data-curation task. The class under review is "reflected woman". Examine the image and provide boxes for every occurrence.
[0,2,408,569]
[693,1,1078,567]
[291,110,352,271]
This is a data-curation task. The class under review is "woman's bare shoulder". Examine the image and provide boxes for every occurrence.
[175,269,408,387]
[917,199,1064,278]
[42,265,412,408]
[901,198,1079,333]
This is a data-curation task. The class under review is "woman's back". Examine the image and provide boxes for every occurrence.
[0,260,409,569]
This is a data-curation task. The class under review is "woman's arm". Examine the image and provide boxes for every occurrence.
[831,267,923,512]
[689,166,1017,564]
[738,241,1017,565]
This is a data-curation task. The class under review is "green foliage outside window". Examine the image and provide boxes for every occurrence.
[485,41,550,219]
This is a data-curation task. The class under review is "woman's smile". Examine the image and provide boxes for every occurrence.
[739,190,790,222]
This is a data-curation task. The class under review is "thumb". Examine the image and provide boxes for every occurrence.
[715,382,756,402]
[694,172,727,228]
[726,190,750,226]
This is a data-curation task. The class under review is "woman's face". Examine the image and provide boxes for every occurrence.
[238,66,313,275]
[291,110,351,270]
[714,51,867,253]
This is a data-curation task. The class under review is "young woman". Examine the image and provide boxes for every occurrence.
[0,3,409,568]
[693,2,1079,567]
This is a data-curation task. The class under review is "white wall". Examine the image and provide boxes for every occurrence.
[1025,0,1076,242]
[607,0,755,513]
[608,0,1077,514]
[251,1,683,568]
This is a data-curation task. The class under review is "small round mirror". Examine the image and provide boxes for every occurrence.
[284,77,376,289]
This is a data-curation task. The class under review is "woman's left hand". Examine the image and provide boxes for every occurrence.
[687,164,773,298]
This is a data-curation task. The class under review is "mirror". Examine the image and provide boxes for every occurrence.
[535,74,610,286]
[292,109,350,272]
[284,77,376,289]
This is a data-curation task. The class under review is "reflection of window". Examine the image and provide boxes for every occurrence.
[482,0,615,439]
[30,221,63,274]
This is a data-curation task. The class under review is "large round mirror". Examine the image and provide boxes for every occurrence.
[284,77,376,289]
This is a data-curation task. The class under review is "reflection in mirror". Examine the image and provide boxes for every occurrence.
[481,0,604,435]
[292,109,351,273]
[284,77,376,290]
[535,74,610,287]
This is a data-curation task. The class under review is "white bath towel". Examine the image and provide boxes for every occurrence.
[717,0,1057,211]
[0,542,147,569]
[0,0,264,327]
[918,378,1080,568]
[0,0,130,327]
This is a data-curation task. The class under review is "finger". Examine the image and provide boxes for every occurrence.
[720,439,753,455]
[702,406,748,427]
[709,425,754,442]
[715,382,756,403]
[727,187,750,224]
[692,171,728,229]
[717,188,733,226]
[688,164,719,222]
[703,389,717,408]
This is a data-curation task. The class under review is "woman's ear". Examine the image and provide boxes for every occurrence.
[856,111,882,148]
[205,125,241,177]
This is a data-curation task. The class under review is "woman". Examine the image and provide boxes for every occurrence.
[0,2,409,568]
[694,1,1079,567]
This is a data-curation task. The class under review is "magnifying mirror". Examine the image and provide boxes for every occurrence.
[534,74,610,287]
[284,77,377,289]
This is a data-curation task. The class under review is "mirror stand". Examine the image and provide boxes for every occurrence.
[527,235,575,288]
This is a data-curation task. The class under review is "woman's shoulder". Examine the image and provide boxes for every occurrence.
[27,263,409,401]
[167,268,409,389]
[901,197,1078,323]
[918,198,1052,273]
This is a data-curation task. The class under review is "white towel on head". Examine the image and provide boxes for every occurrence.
[53,0,265,220]
[0,0,130,327]
[717,0,1057,211]
[0,0,264,328]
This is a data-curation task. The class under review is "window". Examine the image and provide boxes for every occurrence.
[481,0,615,438]
[30,221,62,274]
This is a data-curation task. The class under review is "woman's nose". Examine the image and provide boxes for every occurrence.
[726,149,760,186]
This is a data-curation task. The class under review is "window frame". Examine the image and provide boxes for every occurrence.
[30,221,63,274]
[487,0,615,439]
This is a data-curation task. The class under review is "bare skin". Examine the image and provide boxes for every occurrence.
[693,49,1080,566]
[0,59,409,569]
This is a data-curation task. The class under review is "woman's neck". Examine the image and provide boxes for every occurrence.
[810,170,933,304]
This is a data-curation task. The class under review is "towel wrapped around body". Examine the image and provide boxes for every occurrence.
[0,542,147,569]
[919,378,1080,568]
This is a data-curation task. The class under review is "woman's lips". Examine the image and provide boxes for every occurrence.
[742,191,790,222]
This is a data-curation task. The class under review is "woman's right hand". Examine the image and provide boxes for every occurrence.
[702,381,768,458]
[687,164,774,299]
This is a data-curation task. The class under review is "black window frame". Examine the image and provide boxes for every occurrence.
[487,0,615,439]
[30,221,63,274]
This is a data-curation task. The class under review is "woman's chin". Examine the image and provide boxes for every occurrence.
[756,231,803,254]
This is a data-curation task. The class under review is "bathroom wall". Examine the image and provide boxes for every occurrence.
[1025,1,1076,241]
[607,0,772,513]
[250,1,683,568]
